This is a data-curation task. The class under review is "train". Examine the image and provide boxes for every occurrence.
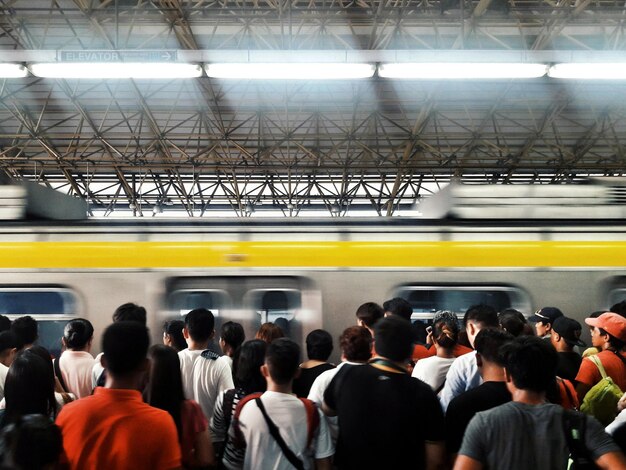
[1,217,626,362]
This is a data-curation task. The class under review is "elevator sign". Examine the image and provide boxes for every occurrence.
[58,50,178,62]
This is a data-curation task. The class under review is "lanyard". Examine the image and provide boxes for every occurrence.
[369,357,408,374]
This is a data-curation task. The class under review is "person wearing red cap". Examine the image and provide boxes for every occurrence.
[576,312,626,402]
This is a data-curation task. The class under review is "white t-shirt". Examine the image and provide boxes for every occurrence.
[58,350,96,399]
[307,361,363,445]
[411,355,456,393]
[178,348,234,438]
[236,391,334,470]
[0,363,8,401]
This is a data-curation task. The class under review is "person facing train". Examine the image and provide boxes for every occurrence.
[56,322,182,470]
[178,308,234,440]
[530,306,564,340]
[412,310,459,394]
[439,304,499,411]
[323,315,445,470]
[293,329,335,398]
[56,318,96,399]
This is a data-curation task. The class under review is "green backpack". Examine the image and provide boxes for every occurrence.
[579,355,623,426]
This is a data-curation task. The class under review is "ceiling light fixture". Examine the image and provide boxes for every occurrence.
[548,63,626,79]
[29,62,203,79]
[205,63,375,80]
[378,63,548,79]
[0,64,29,78]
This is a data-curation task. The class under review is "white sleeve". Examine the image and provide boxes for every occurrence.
[313,408,335,459]
[218,361,235,393]
[307,375,325,406]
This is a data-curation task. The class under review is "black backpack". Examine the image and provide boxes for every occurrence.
[562,409,599,470]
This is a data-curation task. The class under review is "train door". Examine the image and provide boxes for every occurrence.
[164,276,317,348]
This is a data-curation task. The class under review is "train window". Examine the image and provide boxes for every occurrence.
[168,289,230,316]
[395,285,529,320]
[0,287,78,358]
[246,289,301,324]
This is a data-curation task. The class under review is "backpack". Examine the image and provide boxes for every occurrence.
[579,355,623,426]
[232,392,320,451]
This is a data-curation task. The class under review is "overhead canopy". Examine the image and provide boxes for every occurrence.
[1,1,625,217]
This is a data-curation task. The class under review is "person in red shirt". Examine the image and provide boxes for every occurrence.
[576,312,626,402]
[56,322,182,470]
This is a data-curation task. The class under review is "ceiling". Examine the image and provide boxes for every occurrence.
[1,0,626,217]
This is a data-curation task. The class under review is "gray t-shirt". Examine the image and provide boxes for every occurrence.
[459,401,619,469]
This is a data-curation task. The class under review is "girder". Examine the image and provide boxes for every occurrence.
[1,0,626,216]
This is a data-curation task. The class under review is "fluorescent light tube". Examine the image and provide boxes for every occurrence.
[378,63,547,79]
[29,62,202,79]
[205,63,375,79]
[0,64,29,78]
[548,63,626,79]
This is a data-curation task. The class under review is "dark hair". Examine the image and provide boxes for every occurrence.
[382,298,412,321]
[474,328,514,365]
[432,311,459,350]
[265,338,300,385]
[63,318,94,350]
[598,328,626,351]
[500,335,558,393]
[305,329,333,361]
[3,350,57,426]
[0,331,18,353]
[10,317,38,348]
[144,345,185,442]
[464,304,499,329]
[112,302,147,325]
[184,309,215,343]
[0,414,63,470]
[221,321,245,351]
[499,309,527,337]
[339,326,372,362]
[355,302,384,329]
[611,301,626,318]
[102,322,150,377]
[233,340,267,392]
[0,315,11,333]
[374,315,413,362]
[163,320,186,352]
[255,323,284,344]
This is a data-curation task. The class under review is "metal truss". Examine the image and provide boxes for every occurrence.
[0,0,626,217]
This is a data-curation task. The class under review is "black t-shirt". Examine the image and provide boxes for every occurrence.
[556,351,582,383]
[324,363,444,470]
[445,381,512,454]
[292,363,335,398]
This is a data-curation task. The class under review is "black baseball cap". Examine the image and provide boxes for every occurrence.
[552,316,586,348]
[530,306,564,324]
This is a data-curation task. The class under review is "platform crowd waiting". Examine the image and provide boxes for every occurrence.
[3,300,626,469]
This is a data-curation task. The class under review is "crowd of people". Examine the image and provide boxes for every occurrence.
[1,299,626,469]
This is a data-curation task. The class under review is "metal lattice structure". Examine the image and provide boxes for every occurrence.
[1,0,626,217]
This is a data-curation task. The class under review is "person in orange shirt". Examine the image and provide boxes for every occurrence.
[56,322,182,470]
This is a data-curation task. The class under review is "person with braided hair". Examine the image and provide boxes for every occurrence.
[412,311,460,395]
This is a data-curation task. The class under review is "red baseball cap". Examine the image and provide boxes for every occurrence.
[585,312,626,342]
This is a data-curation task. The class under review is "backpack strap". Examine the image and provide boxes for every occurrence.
[299,398,320,449]
[562,409,595,467]
[557,376,579,410]
[231,392,263,449]
[53,357,68,393]
[254,397,305,470]
[589,354,609,379]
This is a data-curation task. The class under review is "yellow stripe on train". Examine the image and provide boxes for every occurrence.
[0,241,624,269]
